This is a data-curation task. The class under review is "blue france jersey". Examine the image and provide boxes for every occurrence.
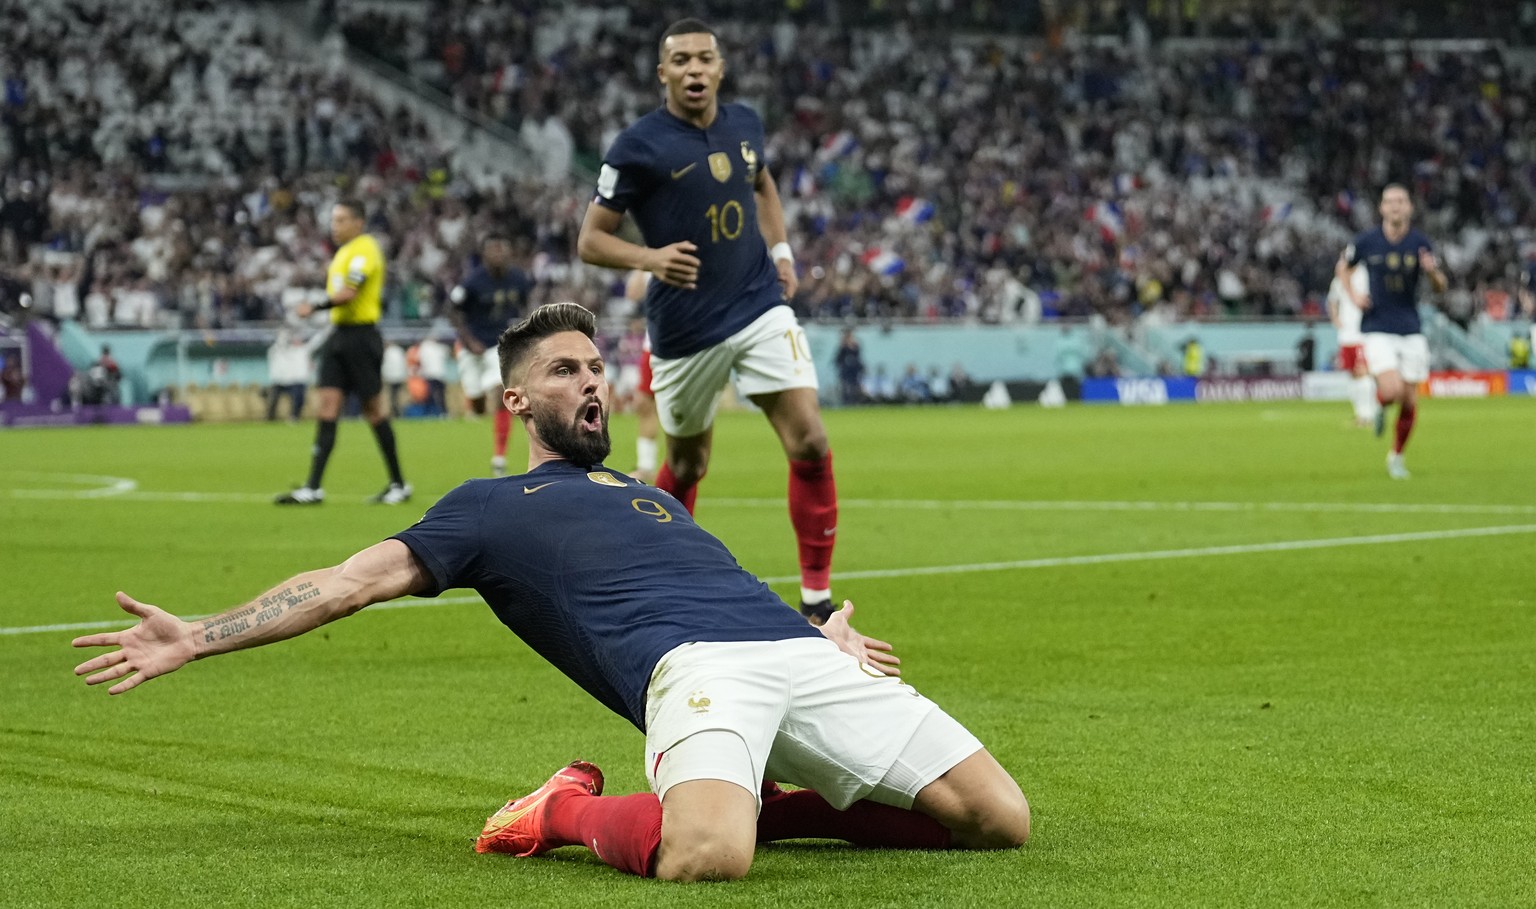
[1345,227,1435,336]
[391,461,821,729]
[451,265,532,348]
[594,103,783,359]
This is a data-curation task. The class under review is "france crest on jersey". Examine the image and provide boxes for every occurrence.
[593,103,783,359]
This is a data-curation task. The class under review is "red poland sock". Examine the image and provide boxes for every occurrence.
[656,463,698,513]
[547,791,663,878]
[1393,403,1416,454]
[493,407,512,457]
[788,452,837,591]
[757,788,951,849]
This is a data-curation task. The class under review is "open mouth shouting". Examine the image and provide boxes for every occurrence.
[579,399,604,433]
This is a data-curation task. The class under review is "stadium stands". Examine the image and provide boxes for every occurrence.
[1,0,1533,397]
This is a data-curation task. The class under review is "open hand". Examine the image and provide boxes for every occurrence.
[72,592,196,695]
[818,601,901,677]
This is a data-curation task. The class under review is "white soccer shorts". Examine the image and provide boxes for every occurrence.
[456,346,502,400]
[649,305,819,438]
[643,637,982,811]
[1362,332,1429,383]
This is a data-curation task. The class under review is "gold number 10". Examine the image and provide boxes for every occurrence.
[705,201,744,242]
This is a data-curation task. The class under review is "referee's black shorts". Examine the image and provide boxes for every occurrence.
[316,324,384,399]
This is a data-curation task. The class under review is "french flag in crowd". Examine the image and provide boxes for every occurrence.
[1087,200,1125,240]
[818,129,858,161]
[1113,172,1139,196]
[861,247,906,276]
[1261,202,1292,224]
[793,165,817,197]
[895,196,935,224]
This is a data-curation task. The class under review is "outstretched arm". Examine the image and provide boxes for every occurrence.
[72,540,430,695]
[816,601,900,676]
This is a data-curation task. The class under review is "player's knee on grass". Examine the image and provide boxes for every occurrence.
[654,833,754,882]
[915,750,1031,850]
[655,779,757,882]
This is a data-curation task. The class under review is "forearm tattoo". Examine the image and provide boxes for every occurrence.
[201,581,320,644]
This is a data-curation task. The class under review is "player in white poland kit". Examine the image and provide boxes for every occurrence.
[1325,263,1379,430]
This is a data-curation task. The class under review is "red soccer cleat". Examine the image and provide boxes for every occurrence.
[475,761,605,856]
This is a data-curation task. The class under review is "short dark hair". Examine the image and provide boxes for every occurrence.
[659,18,718,57]
[482,230,512,247]
[335,198,366,221]
[498,302,597,385]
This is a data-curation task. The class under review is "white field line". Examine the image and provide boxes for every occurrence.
[5,476,1536,517]
[11,522,1536,637]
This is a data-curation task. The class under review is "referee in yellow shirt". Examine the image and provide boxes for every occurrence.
[275,199,411,505]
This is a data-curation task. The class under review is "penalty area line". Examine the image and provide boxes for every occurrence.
[12,523,1536,637]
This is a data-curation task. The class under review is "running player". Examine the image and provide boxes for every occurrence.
[576,19,838,622]
[623,268,661,484]
[73,302,1030,882]
[1325,261,1379,429]
[276,199,410,505]
[1336,184,1448,479]
[449,232,533,476]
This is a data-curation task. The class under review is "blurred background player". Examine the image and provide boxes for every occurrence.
[1518,252,1536,354]
[1325,261,1379,429]
[276,199,411,505]
[1336,184,1448,480]
[623,268,660,484]
[577,19,838,621]
[449,231,532,475]
[264,327,313,423]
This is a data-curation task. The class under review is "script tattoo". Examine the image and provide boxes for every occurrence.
[200,605,257,644]
[200,582,323,643]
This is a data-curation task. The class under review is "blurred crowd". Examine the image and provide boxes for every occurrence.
[3,0,1536,335]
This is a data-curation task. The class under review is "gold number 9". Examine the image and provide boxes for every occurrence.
[632,498,673,523]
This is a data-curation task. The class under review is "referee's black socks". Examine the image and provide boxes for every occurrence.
[371,420,405,486]
[307,419,338,490]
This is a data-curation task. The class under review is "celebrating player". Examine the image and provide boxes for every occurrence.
[276,199,410,505]
[449,232,533,476]
[73,302,1030,883]
[576,19,839,622]
[1325,261,1379,429]
[1335,184,1448,479]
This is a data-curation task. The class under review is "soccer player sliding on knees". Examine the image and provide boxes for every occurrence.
[74,302,1030,882]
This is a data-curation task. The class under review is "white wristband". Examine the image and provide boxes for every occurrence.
[770,242,794,264]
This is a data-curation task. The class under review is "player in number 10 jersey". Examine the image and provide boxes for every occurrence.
[577,18,839,622]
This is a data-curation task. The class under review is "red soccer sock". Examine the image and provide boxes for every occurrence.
[492,407,512,458]
[788,452,837,591]
[656,463,698,513]
[757,788,951,850]
[1393,403,1417,454]
[546,791,663,878]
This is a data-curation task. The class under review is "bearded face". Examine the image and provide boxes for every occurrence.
[527,392,611,467]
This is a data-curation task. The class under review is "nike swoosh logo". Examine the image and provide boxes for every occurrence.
[671,163,697,179]
[523,483,556,495]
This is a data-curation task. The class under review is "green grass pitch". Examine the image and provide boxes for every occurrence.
[2,397,1533,908]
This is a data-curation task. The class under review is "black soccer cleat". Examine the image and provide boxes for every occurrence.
[798,599,835,626]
